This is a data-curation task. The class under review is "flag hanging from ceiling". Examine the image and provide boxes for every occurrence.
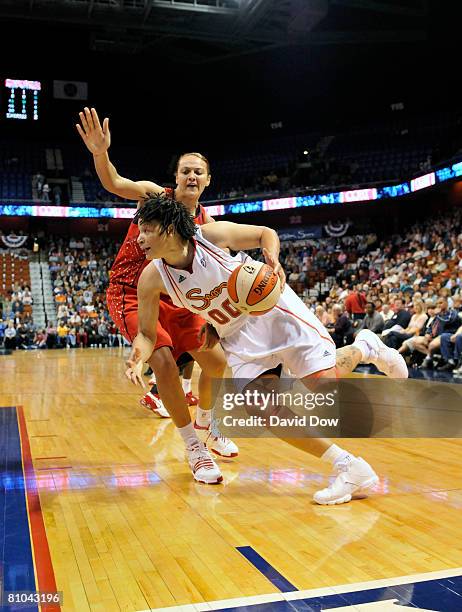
[53,80,88,100]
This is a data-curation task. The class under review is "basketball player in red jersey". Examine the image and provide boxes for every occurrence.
[76,107,237,485]
[127,195,408,505]
[107,183,207,414]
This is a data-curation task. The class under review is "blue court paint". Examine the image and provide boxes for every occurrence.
[217,603,297,612]
[0,407,38,611]
[211,573,462,611]
[236,546,298,593]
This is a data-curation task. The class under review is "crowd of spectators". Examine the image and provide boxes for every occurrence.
[45,235,125,349]
[0,235,126,351]
[0,283,36,350]
[279,207,462,375]
[2,205,462,378]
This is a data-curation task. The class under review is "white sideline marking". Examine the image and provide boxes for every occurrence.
[137,566,462,611]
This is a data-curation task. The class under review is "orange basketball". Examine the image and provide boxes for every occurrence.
[227,261,281,316]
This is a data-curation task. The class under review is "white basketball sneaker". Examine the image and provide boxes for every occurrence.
[209,434,239,458]
[313,457,379,505]
[194,421,239,458]
[355,329,408,378]
[186,441,223,484]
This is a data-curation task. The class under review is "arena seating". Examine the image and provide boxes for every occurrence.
[0,252,31,297]
[2,109,461,204]
[1,203,460,379]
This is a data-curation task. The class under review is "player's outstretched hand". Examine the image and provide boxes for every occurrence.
[198,323,220,351]
[76,107,111,156]
[263,248,286,291]
[125,347,146,387]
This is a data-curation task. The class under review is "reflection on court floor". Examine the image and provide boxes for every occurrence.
[1,349,461,611]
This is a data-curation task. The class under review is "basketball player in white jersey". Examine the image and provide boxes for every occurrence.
[127,194,408,505]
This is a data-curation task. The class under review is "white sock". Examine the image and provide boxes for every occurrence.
[321,444,353,466]
[353,338,372,363]
[195,406,211,427]
[182,378,192,394]
[178,422,199,448]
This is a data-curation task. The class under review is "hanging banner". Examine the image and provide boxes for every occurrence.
[53,80,88,100]
[1,234,28,248]
[277,226,322,240]
[324,221,350,237]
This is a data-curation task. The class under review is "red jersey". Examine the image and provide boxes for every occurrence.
[109,188,208,288]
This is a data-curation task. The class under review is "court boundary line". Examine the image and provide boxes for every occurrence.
[141,566,462,611]
[17,405,61,612]
[1,406,38,607]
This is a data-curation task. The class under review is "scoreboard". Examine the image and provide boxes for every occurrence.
[2,78,41,121]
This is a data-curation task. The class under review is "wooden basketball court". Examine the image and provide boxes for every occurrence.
[1,348,462,611]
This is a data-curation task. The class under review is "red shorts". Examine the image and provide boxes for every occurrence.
[106,284,205,360]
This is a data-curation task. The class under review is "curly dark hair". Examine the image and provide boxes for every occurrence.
[134,192,197,241]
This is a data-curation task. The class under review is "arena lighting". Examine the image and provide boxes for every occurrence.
[339,188,377,203]
[451,162,462,176]
[410,171,435,192]
[263,197,298,211]
[202,204,225,217]
[1,160,462,219]
[0,205,137,219]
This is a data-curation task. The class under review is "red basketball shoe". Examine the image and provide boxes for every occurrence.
[140,392,170,418]
[185,391,199,406]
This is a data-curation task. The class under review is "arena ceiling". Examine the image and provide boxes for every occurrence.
[0,0,430,63]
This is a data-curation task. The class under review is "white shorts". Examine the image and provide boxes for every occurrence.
[221,285,336,386]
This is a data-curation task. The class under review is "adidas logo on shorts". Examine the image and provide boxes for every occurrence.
[323,350,331,357]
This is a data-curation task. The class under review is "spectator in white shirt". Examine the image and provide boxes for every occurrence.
[42,183,50,202]
[4,321,17,349]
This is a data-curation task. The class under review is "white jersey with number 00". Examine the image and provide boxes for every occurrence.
[153,226,336,382]
[153,227,250,339]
